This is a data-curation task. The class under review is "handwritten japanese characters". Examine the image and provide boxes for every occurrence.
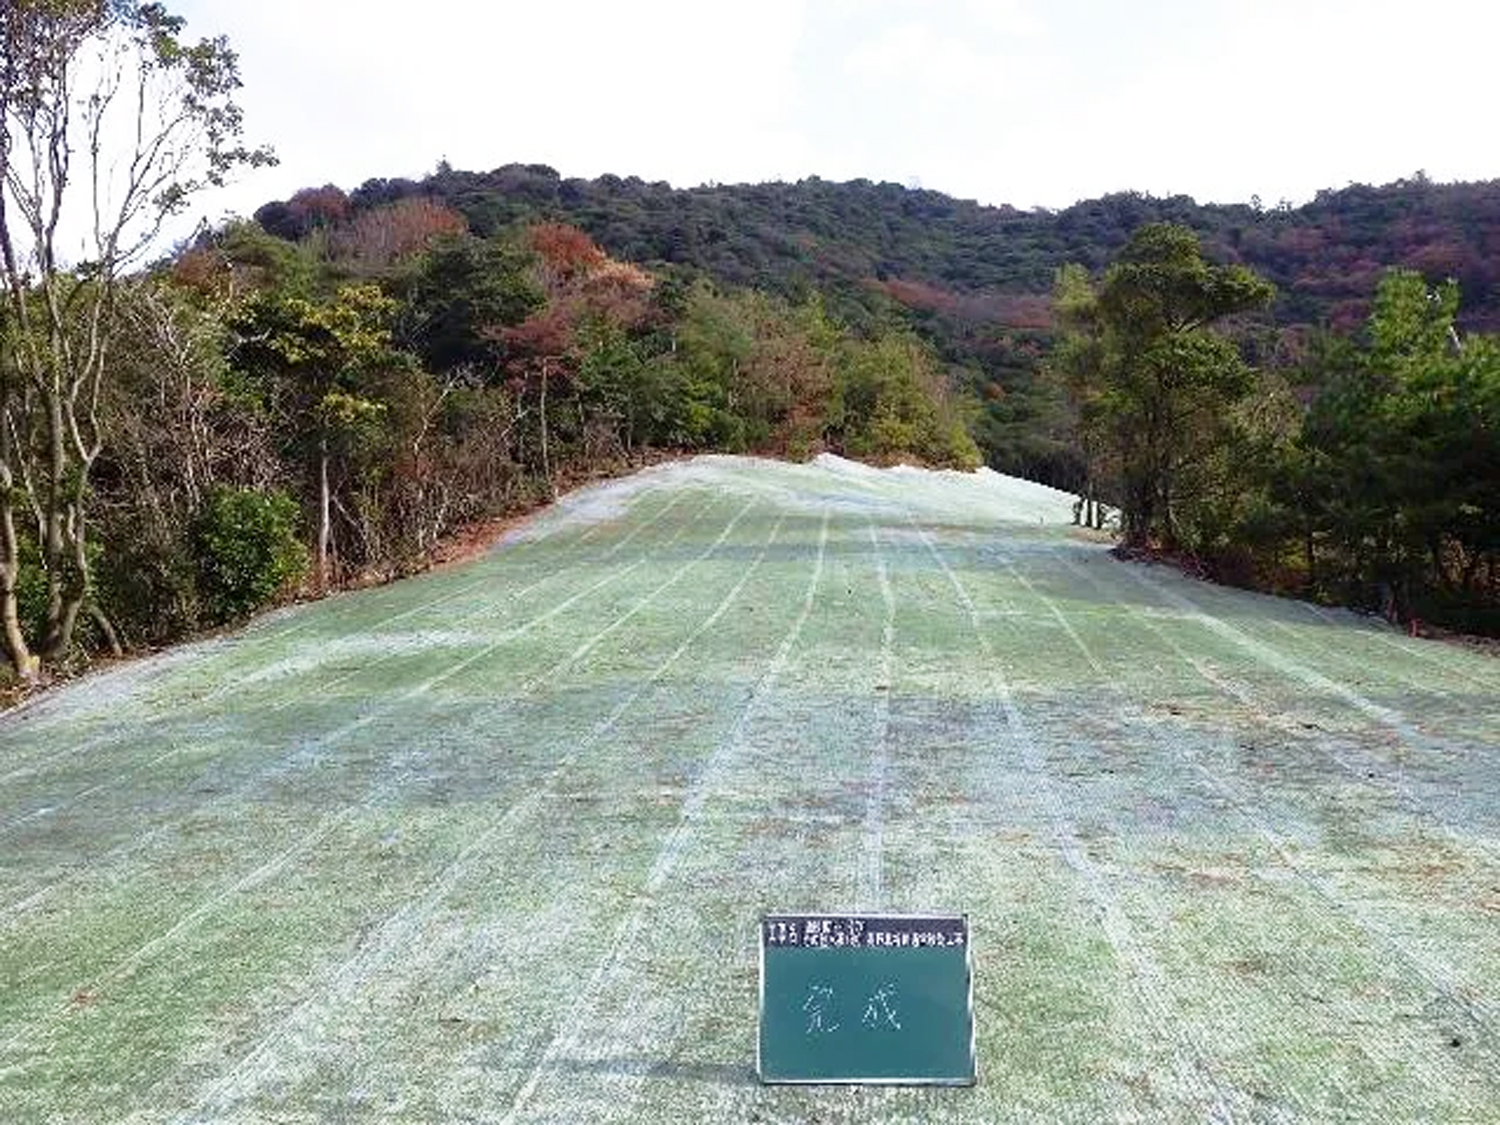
[759,913,975,1083]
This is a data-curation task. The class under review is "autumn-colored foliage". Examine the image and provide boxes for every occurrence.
[494,306,572,363]
[170,246,233,297]
[871,278,1053,330]
[497,226,656,374]
[328,198,468,271]
[526,222,607,283]
[255,185,350,241]
[288,185,351,229]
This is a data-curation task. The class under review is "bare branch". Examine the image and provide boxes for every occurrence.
[0,0,273,673]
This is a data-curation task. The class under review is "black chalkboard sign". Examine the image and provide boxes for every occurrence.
[758,913,975,1084]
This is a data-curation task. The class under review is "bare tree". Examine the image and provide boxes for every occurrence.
[0,1,272,680]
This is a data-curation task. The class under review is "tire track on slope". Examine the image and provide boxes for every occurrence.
[0,488,724,1024]
[1051,551,1500,1069]
[1196,585,1491,712]
[175,503,784,1123]
[1000,543,1500,1115]
[0,483,673,790]
[1124,561,1474,764]
[860,519,895,912]
[494,510,830,1125]
[918,528,1237,1125]
[0,487,699,852]
[1254,614,1500,767]
[1295,600,1500,693]
[1265,617,1453,704]
[1104,556,1500,859]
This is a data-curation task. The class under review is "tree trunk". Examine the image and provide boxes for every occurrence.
[1125,473,1155,548]
[1,599,37,680]
[0,432,39,680]
[43,388,68,630]
[36,447,93,663]
[317,435,332,592]
[539,359,554,500]
[1157,469,1177,550]
[90,602,123,656]
[0,547,38,681]
[38,591,83,661]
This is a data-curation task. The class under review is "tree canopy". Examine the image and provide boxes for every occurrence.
[1053,224,1274,548]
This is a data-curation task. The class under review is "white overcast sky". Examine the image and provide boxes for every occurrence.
[174,0,1498,226]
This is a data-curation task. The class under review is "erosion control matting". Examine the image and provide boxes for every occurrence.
[2,453,1497,1123]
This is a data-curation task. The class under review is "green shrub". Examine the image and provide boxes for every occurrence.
[193,487,306,625]
[96,525,203,646]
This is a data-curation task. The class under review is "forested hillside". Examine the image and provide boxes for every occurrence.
[256,165,1500,330]
[253,166,1500,484]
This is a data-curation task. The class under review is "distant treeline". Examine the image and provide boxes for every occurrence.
[253,165,1500,492]
[255,165,1500,330]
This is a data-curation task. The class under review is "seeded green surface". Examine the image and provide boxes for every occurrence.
[2,453,1497,1124]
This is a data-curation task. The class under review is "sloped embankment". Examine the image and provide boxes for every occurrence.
[1,454,1496,1123]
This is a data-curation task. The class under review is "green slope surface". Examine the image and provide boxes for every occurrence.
[2,455,1497,1123]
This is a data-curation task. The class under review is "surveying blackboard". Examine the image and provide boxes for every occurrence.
[757,913,975,1085]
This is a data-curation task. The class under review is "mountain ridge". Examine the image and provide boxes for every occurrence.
[254,164,1500,334]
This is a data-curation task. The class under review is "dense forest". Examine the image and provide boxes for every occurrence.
[256,164,1500,330]
[255,164,1500,486]
[1050,227,1500,636]
[2,2,1498,689]
[8,197,982,682]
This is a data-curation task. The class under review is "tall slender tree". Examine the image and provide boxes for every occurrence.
[231,285,402,590]
[0,0,271,679]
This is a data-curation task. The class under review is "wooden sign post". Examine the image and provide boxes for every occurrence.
[757,913,975,1085]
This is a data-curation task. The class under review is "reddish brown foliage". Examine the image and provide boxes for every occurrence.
[577,259,654,329]
[495,233,656,378]
[527,223,606,283]
[170,246,233,296]
[1408,240,1478,280]
[328,198,467,270]
[287,185,350,229]
[495,306,573,360]
[988,293,1055,330]
[868,277,1053,329]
